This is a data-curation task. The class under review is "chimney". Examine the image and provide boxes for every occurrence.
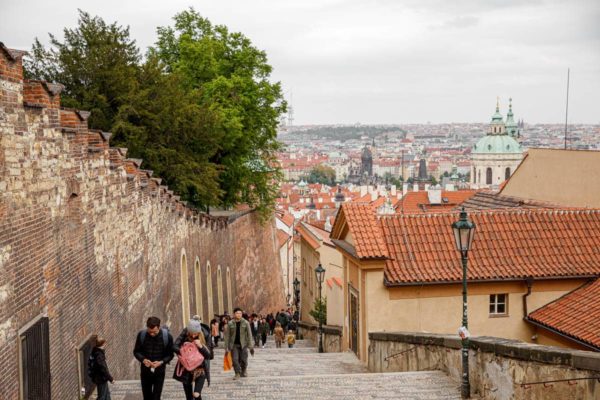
[360,185,368,197]
[413,184,419,192]
[424,184,430,192]
[402,183,409,196]
[370,191,377,202]
[390,185,397,196]
[427,185,442,205]
[444,183,455,191]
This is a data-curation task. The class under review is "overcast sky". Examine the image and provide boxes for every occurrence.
[2,0,599,124]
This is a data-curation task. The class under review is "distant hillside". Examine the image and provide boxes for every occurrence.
[286,125,405,140]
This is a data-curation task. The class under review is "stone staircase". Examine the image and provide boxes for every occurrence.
[106,340,460,399]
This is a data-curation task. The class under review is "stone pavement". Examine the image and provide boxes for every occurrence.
[106,339,460,399]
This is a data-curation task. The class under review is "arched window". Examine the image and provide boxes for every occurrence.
[472,167,476,183]
[206,262,214,320]
[505,167,511,181]
[478,170,481,184]
[486,167,492,185]
[217,266,224,314]
[194,258,203,321]
[181,251,190,325]
[226,267,233,314]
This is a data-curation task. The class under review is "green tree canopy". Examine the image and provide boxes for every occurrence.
[305,165,336,185]
[23,9,286,219]
[25,10,140,131]
[152,9,286,216]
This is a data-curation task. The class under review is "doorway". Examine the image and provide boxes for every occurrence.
[19,317,51,399]
[349,287,359,356]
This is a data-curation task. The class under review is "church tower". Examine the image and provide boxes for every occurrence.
[470,99,523,189]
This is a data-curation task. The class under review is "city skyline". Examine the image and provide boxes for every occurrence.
[1,0,599,124]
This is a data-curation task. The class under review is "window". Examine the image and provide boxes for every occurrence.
[472,167,476,183]
[181,252,190,324]
[206,262,213,320]
[505,167,511,180]
[478,170,481,184]
[486,167,492,185]
[226,267,233,314]
[302,259,307,286]
[489,294,508,315]
[217,266,224,314]
[194,258,203,321]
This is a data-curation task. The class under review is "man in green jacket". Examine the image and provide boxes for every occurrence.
[224,307,254,379]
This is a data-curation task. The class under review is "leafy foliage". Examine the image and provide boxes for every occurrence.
[303,165,336,185]
[23,9,286,219]
[309,297,327,325]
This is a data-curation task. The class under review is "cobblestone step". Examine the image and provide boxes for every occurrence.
[105,339,460,399]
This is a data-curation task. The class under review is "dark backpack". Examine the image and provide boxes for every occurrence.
[139,328,169,348]
[87,352,97,379]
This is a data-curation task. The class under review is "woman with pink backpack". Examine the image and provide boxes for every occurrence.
[173,318,212,400]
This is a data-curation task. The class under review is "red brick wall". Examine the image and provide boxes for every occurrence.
[0,45,285,399]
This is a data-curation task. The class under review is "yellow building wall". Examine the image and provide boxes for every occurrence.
[360,270,586,362]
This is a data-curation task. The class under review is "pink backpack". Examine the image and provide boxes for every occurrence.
[176,342,205,377]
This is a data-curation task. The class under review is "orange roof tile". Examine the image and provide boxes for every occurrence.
[297,223,321,250]
[398,190,477,213]
[382,209,600,285]
[303,222,334,247]
[339,203,388,259]
[527,279,600,350]
[280,212,295,227]
[276,229,290,249]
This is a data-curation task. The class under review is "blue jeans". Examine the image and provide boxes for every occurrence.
[97,382,111,400]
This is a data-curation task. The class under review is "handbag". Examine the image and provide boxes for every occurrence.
[223,351,233,371]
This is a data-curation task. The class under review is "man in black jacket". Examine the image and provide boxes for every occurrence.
[133,316,174,400]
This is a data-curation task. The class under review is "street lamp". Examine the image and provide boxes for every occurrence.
[314,263,326,353]
[293,277,300,308]
[451,207,476,399]
[293,277,301,338]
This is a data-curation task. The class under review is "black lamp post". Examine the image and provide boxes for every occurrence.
[451,207,476,399]
[314,263,326,353]
[293,277,301,338]
[293,277,300,309]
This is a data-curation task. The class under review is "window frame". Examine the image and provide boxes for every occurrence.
[489,293,508,317]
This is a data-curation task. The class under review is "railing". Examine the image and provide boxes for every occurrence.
[518,376,600,389]
[384,340,434,361]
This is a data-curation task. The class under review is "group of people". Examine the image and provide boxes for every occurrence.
[88,306,299,400]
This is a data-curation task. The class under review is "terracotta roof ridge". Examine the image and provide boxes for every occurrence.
[528,278,598,317]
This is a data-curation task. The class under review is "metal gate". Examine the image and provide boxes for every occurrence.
[20,317,51,399]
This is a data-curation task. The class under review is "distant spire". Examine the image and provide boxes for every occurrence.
[496,96,500,112]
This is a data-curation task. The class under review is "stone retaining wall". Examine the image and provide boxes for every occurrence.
[0,43,285,399]
[369,331,600,400]
[298,321,343,352]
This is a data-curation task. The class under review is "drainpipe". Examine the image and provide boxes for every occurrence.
[522,277,534,318]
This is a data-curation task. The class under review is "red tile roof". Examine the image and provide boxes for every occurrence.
[527,279,600,350]
[276,229,290,249]
[296,223,321,250]
[382,209,600,285]
[338,203,388,259]
[398,190,477,213]
[303,222,334,247]
[280,212,295,227]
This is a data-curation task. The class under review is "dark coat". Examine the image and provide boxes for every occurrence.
[173,324,213,386]
[90,347,113,384]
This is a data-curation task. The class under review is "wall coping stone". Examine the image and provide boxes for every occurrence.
[369,331,600,372]
[298,320,343,336]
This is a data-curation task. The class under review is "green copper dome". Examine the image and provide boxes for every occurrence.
[473,135,522,154]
